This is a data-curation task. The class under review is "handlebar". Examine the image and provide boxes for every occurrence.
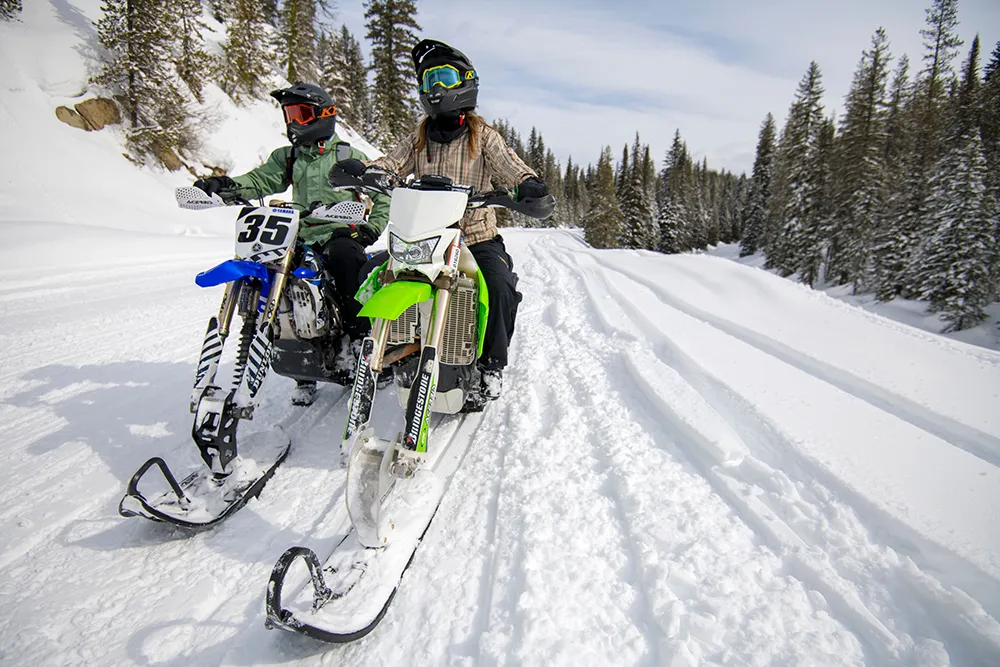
[328,168,555,220]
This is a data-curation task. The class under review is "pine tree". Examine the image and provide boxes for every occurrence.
[584,147,623,249]
[220,0,271,103]
[93,0,191,161]
[327,26,371,132]
[366,0,420,148]
[913,128,993,330]
[982,43,1000,297]
[767,62,826,276]
[826,28,892,289]
[660,130,691,253]
[872,55,914,300]
[797,118,836,286]
[898,0,965,294]
[740,113,777,256]
[168,0,212,102]
[1,0,22,21]
[619,134,657,249]
[950,35,981,141]
[279,0,318,83]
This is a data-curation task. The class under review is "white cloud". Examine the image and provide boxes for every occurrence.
[337,0,1000,175]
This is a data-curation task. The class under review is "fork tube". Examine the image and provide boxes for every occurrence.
[424,287,452,350]
[216,282,240,337]
[262,251,296,326]
[370,318,391,372]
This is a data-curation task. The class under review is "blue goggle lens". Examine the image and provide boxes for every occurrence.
[421,66,462,93]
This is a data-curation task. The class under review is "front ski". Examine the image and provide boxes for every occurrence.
[118,427,290,529]
[265,466,444,642]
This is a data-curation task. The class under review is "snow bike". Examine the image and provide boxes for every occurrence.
[265,169,554,642]
[118,185,368,529]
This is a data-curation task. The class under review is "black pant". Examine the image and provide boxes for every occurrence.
[321,235,369,339]
[470,235,521,370]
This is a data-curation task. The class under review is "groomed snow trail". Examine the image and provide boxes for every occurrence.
[0,228,997,666]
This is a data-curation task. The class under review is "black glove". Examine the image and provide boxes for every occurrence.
[515,176,549,201]
[328,159,367,186]
[329,224,379,247]
[193,175,237,196]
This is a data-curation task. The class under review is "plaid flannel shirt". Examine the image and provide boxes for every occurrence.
[371,123,537,245]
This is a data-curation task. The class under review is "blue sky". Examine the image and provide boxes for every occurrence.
[334,0,1000,175]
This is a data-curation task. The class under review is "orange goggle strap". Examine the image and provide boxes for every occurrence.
[283,104,337,125]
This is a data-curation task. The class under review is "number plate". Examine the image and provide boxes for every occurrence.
[234,207,300,263]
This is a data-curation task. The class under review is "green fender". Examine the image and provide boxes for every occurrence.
[358,280,432,320]
[354,262,491,359]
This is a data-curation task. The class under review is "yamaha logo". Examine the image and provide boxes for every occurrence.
[252,242,263,252]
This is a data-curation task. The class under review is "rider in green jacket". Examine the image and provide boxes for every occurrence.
[193,83,390,405]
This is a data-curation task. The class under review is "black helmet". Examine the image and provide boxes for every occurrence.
[411,39,479,118]
[270,82,337,146]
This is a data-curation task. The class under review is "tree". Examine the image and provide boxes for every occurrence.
[169,0,212,102]
[619,134,657,249]
[219,0,271,102]
[279,0,319,83]
[871,55,914,300]
[1,0,22,21]
[321,25,371,132]
[660,130,691,253]
[826,28,892,289]
[767,62,826,276]
[897,0,965,294]
[584,147,623,249]
[912,128,993,330]
[93,0,191,162]
[366,0,420,148]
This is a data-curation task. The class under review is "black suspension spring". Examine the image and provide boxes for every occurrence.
[232,308,259,387]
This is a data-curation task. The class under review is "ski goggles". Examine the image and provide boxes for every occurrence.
[419,64,473,93]
[282,104,337,125]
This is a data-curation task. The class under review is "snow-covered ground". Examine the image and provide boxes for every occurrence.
[1,225,999,666]
[709,243,1000,353]
[3,2,1000,665]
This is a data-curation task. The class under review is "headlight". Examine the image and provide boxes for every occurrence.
[389,233,440,265]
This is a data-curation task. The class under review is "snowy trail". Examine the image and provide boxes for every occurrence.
[1,229,998,666]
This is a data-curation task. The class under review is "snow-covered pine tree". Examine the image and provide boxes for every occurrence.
[796,117,836,286]
[912,127,993,330]
[219,0,271,103]
[685,158,709,251]
[871,55,914,300]
[1,0,22,21]
[93,0,191,162]
[584,147,623,249]
[366,0,420,148]
[826,28,892,290]
[618,134,657,249]
[168,0,212,102]
[279,0,318,84]
[897,0,964,295]
[982,42,1000,297]
[740,113,776,257]
[324,25,371,132]
[616,144,629,199]
[542,150,564,228]
[657,130,687,253]
[767,61,826,277]
[950,35,981,141]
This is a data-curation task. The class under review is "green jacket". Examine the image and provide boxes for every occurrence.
[230,136,389,246]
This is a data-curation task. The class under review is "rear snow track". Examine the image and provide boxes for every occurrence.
[0,229,997,666]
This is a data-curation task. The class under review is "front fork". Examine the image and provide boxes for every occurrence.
[395,286,451,476]
[191,252,295,474]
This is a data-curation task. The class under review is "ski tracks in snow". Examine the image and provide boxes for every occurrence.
[540,231,1000,666]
